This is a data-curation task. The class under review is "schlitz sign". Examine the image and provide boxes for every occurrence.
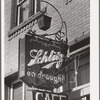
[19,34,68,89]
[33,91,68,100]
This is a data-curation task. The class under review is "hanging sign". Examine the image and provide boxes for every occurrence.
[33,91,68,100]
[19,34,68,89]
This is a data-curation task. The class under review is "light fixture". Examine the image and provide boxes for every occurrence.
[37,14,52,31]
[37,0,68,43]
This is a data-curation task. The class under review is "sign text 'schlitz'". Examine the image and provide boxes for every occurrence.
[19,35,67,89]
[27,49,64,69]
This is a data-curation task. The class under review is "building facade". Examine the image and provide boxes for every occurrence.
[4,0,90,100]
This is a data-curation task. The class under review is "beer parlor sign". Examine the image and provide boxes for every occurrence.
[19,34,67,89]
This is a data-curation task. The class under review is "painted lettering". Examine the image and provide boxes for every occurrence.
[27,49,64,69]
[27,70,65,84]
[34,92,67,100]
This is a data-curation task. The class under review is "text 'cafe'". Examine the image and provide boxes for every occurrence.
[33,91,67,100]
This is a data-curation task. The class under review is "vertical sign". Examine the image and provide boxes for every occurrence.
[19,34,68,89]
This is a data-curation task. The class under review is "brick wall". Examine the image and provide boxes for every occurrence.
[4,0,90,76]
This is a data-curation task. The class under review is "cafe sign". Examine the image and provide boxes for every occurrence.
[33,90,68,100]
[19,34,68,89]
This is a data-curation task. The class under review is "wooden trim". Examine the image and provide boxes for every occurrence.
[10,85,13,100]
[10,81,24,100]
[10,0,17,29]
[68,83,90,100]
[69,33,90,46]
[69,44,90,56]
[29,0,35,17]
[69,37,90,53]
[17,0,25,6]
[35,0,37,14]
[17,6,20,25]
[72,83,90,92]
[22,83,25,100]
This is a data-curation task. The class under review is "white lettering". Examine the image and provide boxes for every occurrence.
[35,92,43,100]
[59,95,66,100]
[52,94,58,100]
[27,70,65,84]
[34,92,67,100]
[27,49,64,69]
[45,93,50,100]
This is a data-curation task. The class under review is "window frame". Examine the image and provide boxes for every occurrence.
[10,80,25,100]
[11,0,39,28]
[68,44,90,90]
[77,62,90,86]
[53,44,90,92]
[17,0,31,25]
[5,83,10,100]
[17,0,25,5]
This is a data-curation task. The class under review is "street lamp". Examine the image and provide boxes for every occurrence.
[37,14,52,31]
[36,0,68,43]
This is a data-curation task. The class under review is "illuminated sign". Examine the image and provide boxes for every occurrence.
[33,91,68,100]
[19,34,68,89]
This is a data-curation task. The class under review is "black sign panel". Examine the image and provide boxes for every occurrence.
[19,34,68,89]
[33,91,68,100]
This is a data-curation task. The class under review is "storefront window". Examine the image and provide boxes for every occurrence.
[69,50,90,89]
[5,80,33,100]
[10,81,25,100]
[13,82,23,100]
[77,53,90,86]
[5,84,10,100]
[69,61,75,89]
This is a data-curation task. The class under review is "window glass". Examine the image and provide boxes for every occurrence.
[18,0,29,24]
[11,0,40,28]
[13,82,22,100]
[69,51,90,89]
[77,55,90,86]
[26,85,33,100]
